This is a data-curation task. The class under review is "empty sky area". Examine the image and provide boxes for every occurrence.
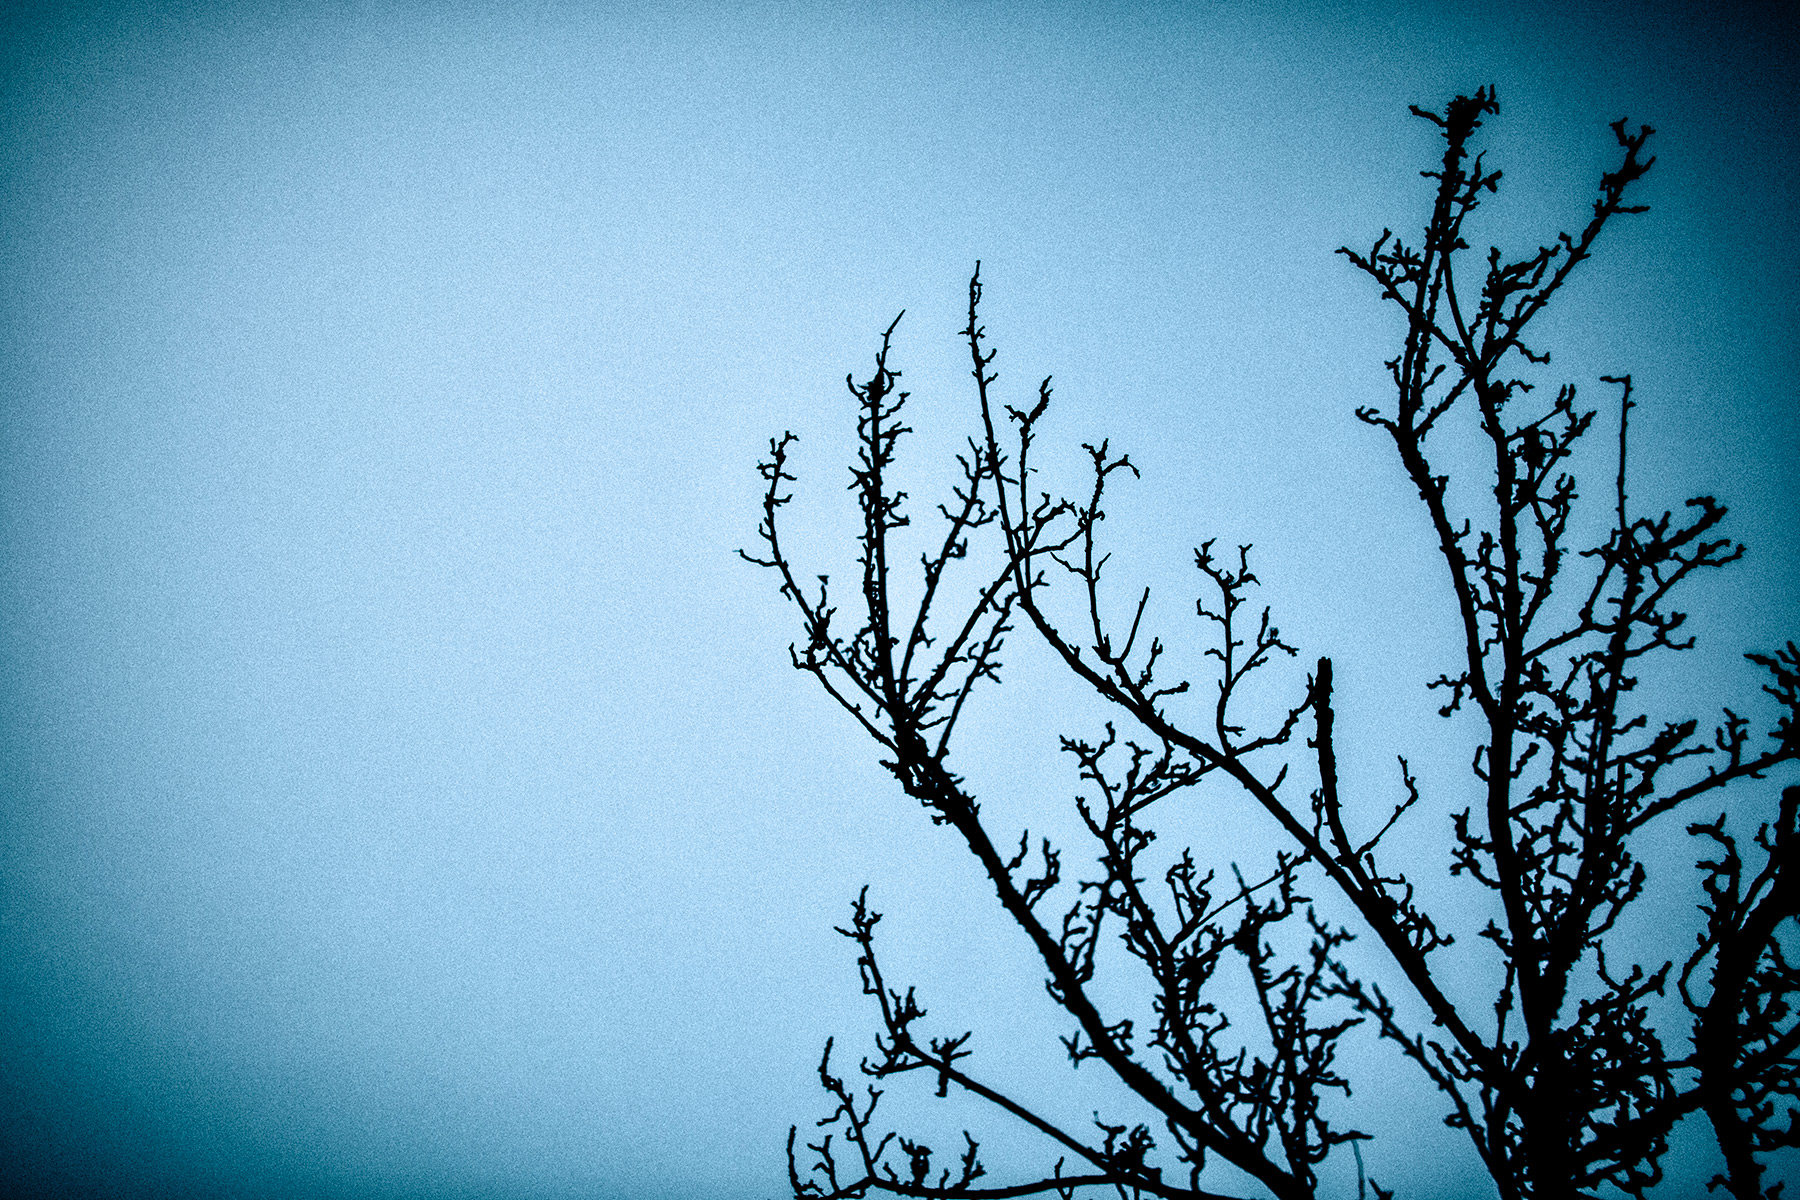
[3,2,1796,1198]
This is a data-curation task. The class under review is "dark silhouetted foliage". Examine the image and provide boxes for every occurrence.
[745,91,1800,1200]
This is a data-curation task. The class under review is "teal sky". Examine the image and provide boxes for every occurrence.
[3,2,1795,1197]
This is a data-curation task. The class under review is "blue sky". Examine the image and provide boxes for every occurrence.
[3,2,1795,1197]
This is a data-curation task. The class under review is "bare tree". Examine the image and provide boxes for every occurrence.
[745,90,1800,1200]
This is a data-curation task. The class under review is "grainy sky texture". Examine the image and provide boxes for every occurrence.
[2,2,1795,1198]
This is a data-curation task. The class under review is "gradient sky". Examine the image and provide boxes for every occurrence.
[3,2,1796,1198]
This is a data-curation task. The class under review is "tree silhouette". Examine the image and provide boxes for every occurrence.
[745,91,1800,1200]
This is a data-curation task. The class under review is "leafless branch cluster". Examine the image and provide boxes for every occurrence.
[747,91,1800,1199]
